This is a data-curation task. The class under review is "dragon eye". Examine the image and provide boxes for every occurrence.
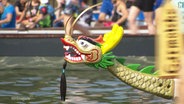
[80,41,84,45]
[78,40,88,48]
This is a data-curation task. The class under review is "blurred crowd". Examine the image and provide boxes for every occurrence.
[0,0,164,35]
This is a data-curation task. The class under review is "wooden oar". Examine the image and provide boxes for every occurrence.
[60,61,67,101]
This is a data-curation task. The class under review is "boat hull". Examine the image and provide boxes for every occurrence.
[0,35,154,56]
[0,27,155,56]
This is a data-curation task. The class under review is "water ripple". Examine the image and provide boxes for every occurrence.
[0,57,174,103]
[0,90,20,97]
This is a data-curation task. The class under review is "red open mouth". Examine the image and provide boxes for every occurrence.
[63,45,86,62]
[61,38,86,62]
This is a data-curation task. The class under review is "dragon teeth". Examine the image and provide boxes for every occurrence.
[73,48,81,55]
[76,50,80,55]
[74,48,77,51]
[64,46,70,51]
[81,55,85,60]
[74,57,78,61]
[78,57,81,60]
[66,54,82,61]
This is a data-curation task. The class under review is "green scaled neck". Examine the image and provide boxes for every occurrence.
[87,52,157,75]
[87,52,116,69]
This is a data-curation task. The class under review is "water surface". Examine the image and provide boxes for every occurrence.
[0,57,174,104]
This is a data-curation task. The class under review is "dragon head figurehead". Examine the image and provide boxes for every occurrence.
[61,35,102,63]
[61,24,124,68]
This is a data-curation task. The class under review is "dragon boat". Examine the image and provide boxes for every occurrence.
[59,0,184,101]
[60,24,176,99]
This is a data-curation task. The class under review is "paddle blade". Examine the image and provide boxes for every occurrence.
[60,73,66,101]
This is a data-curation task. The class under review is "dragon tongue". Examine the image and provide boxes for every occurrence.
[64,52,70,56]
[65,53,71,59]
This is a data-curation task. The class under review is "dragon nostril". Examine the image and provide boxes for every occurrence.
[67,38,72,42]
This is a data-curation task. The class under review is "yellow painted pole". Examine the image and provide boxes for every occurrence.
[155,0,184,78]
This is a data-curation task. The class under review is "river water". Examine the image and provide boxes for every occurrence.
[0,56,174,104]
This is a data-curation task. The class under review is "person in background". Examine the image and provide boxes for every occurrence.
[62,0,92,36]
[0,0,16,28]
[109,0,128,27]
[54,0,65,27]
[0,2,2,28]
[126,0,135,9]
[92,0,97,10]
[56,0,65,19]
[154,0,163,26]
[53,10,64,27]
[154,0,163,10]
[0,1,3,18]
[54,0,92,28]
[128,0,156,35]
[62,0,79,34]
[176,56,184,104]
[94,0,113,27]
[28,0,55,28]
[16,0,40,28]
[14,0,27,20]
[98,0,113,22]
[74,0,93,27]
